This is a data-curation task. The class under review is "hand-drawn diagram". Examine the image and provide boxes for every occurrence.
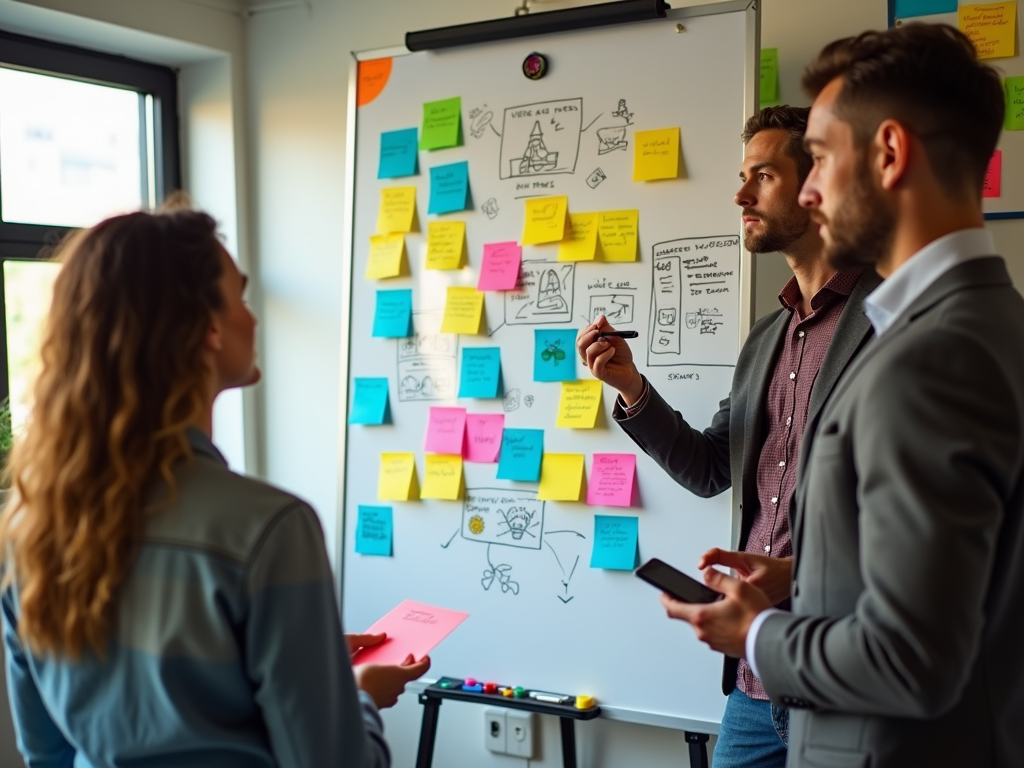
[397,314,459,401]
[448,488,586,602]
[611,98,634,124]
[586,168,607,189]
[500,99,584,180]
[502,388,521,412]
[595,96,634,155]
[589,294,635,325]
[481,197,499,219]
[648,236,741,368]
[524,395,534,408]
[469,105,495,139]
[505,260,575,326]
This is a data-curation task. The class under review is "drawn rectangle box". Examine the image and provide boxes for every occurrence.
[462,488,544,550]
[504,261,575,326]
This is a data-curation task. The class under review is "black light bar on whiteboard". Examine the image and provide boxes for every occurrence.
[405,0,671,52]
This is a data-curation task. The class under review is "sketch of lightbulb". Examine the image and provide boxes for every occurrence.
[499,506,537,541]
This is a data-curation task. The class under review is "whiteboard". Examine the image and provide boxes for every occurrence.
[340,1,758,730]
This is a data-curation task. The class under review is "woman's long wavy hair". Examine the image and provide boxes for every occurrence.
[0,209,225,658]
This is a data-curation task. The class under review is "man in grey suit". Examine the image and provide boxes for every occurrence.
[661,24,1024,768]
[577,107,878,768]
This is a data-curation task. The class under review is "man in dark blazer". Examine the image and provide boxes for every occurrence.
[576,106,878,768]
[660,25,1024,768]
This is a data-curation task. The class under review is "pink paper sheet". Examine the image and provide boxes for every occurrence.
[586,453,637,507]
[477,242,522,291]
[424,406,467,454]
[984,150,1002,198]
[352,599,470,665]
[463,413,504,462]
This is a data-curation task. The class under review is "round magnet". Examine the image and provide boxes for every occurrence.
[522,52,548,80]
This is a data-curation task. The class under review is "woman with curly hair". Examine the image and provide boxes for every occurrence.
[0,208,426,767]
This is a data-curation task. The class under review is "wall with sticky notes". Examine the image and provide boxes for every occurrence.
[341,2,758,735]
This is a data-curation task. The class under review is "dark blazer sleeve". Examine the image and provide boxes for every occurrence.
[613,384,732,498]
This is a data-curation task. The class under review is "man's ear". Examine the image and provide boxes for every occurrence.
[875,119,910,191]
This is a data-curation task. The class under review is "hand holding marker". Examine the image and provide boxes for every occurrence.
[598,330,638,339]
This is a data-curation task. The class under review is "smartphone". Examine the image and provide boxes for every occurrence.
[635,558,722,603]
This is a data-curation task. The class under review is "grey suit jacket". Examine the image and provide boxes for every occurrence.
[615,269,880,695]
[756,257,1024,768]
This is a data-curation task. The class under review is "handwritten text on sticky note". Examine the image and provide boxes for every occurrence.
[350,378,391,425]
[441,287,484,335]
[356,505,393,556]
[464,413,504,463]
[556,380,603,428]
[425,406,467,454]
[379,128,418,179]
[426,221,466,270]
[373,289,413,338]
[366,234,405,279]
[478,242,522,290]
[634,128,680,182]
[959,2,1017,60]
[496,428,544,481]
[378,453,418,501]
[590,515,639,570]
[558,213,599,262]
[429,161,469,215]
[522,196,569,244]
[1006,76,1024,130]
[420,97,462,150]
[459,347,502,398]
[421,454,463,500]
[984,149,1002,198]
[587,454,637,507]
[377,186,417,234]
[598,210,639,262]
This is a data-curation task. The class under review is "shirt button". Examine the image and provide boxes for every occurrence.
[798,331,805,338]
[779,460,786,467]
[787,416,792,425]
[764,545,771,553]
[771,497,778,504]
[789,372,796,380]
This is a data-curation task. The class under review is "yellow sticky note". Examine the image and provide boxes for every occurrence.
[558,213,599,262]
[421,454,464,500]
[634,128,681,181]
[441,286,484,334]
[366,234,406,279]
[426,221,466,270]
[598,210,639,262]
[557,380,603,428]
[538,453,585,501]
[376,186,417,234]
[959,2,1017,59]
[522,196,569,245]
[378,452,418,500]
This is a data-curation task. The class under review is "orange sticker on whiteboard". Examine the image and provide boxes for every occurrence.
[358,58,393,107]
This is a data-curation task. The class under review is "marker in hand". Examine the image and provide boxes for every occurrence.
[598,330,639,339]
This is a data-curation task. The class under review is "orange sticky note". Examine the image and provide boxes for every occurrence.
[959,2,1017,59]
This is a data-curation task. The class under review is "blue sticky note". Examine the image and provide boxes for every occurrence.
[428,161,469,215]
[496,428,544,482]
[349,378,391,425]
[379,128,419,179]
[590,515,639,570]
[459,347,502,398]
[356,505,393,556]
[533,329,578,382]
[373,289,413,338]
[894,0,956,18]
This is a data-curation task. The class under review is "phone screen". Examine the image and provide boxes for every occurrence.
[635,558,722,603]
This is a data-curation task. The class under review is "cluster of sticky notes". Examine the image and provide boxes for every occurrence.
[538,453,586,501]
[553,208,639,262]
[379,452,418,500]
[420,96,462,150]
[356,505,393,556]
[496,428,544,481]
[459,347,502,398]
[895,0,956,17]
[426,221,466,269]
[366,234,406,279]
[590,515,640,570]
[425,406,505,463]
[429,161,470,214]
[350,378,391,425]
[377,187,417,234]
[984,150,1002,198]
[959,2,1017,60]
[1006,76,1024,130]
[534,329,578,382]
[556,380,603,428]
[633,128,681,182]
[587,454,638,507]
[379,128,419,179]
[373,289,413,337]
[422,454,464,500]
[477,242,522,290]
[441,287,485,334]
[760,48,780,108]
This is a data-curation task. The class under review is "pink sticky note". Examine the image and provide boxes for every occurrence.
[352,599,470,666]
[464,413,504,462]
[586,453,637,507]
[984,150,1002,198]
[425,407,467,454]
[477,242,522,291]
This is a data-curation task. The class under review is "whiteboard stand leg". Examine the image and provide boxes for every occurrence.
[685,731,709,768]
[415,694,442,768]
[559,717,577,768]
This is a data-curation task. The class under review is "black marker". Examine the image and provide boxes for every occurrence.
[598,330,638,339]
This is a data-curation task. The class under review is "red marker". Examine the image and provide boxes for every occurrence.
[483,682,498,694]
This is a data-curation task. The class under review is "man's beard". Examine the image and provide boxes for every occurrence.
[743,204,811,254]
[819,162,894,271]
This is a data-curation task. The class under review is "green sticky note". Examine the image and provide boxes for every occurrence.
[420,97,462,150]
[1006,76,1024,131]
[760,48,779,105]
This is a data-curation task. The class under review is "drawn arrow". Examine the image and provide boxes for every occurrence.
[440,528,459,549]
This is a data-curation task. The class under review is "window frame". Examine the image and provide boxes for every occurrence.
[0,30,180,403]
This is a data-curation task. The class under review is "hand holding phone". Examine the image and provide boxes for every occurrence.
[635,557,722,603]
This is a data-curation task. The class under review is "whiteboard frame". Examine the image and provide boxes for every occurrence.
[336,0,760,731]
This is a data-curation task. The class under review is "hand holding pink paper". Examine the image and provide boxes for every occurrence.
[352,599,470,666]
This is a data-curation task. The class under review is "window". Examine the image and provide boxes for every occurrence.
[0,30,179,410]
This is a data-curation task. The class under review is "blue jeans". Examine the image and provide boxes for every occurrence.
[713,689,788,768]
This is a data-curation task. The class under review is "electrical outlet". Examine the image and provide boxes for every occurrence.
[484,708,507,753]
[506,710,535,758]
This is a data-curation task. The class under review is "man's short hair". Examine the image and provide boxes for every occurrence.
[801,24,1004,199]
[741,106,813,185]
